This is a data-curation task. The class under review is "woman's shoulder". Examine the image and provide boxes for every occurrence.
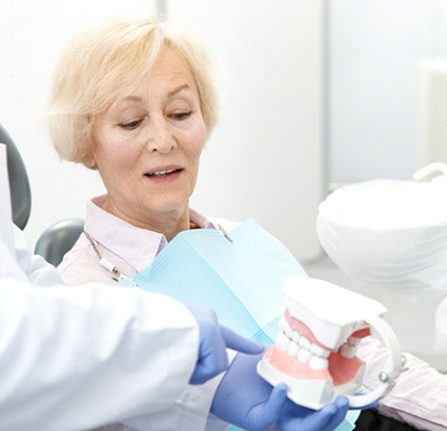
[57,234,113,285]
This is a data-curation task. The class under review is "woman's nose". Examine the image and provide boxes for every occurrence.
[146,119,175,154]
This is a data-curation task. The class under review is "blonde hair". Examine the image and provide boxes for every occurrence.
[46,17,218,167]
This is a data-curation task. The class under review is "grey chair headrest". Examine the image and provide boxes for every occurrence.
[34,218,84,266]
[0,124,32,229]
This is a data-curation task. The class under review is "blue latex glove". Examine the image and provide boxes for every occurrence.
[188,305,264,384]
[211,350,350,431]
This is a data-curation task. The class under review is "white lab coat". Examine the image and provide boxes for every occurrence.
[0,150,200,430]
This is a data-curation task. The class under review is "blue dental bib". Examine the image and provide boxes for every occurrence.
[121,218,306,343]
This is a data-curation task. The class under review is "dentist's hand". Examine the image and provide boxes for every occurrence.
[187,305,264,384]
[211,350,350,431]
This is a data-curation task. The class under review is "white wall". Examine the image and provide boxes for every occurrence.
[169,0,325,261]
[328,0,447,184]
[1,0,325,261]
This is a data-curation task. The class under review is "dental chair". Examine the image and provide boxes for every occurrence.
[0,124,31,229]
[0,123,83,266]
[34,218,84,266]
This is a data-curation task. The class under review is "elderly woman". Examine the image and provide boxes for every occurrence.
[47,17,446,431]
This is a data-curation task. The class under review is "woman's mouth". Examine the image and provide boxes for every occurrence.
[144,167,184,183]
[145,168,182,177]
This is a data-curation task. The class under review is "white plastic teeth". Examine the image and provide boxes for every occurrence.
[277,316,330,370]
[279,316,293,337]
[340,335,361,359]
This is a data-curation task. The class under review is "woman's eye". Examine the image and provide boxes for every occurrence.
[119,119,143,129]
[171,111,191,120]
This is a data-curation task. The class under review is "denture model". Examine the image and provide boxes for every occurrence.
[257,276,403,410]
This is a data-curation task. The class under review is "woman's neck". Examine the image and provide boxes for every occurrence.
[102,197,191,242]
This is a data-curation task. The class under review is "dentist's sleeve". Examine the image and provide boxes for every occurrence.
[12,223,66,285]
[0,240,199,431]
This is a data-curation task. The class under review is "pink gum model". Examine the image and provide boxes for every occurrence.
[257,276,402,410]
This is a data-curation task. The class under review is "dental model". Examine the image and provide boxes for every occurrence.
[257,276,403,409]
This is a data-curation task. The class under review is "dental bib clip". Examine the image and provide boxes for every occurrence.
[257,276,403,410]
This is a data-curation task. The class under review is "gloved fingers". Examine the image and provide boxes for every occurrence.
[278,396,349,431]
[318,396,350,431]
[188,306,229,384]
[189,330,229,384]
[220,325,265,354]
[189,356,226,384]
[246,383,288,430]
[265,383,288,414]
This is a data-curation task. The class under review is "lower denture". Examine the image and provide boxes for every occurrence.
[263,345,331,380]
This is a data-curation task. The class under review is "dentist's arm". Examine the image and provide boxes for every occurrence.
[0,276,198,430]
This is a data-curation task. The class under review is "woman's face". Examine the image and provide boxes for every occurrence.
[90,47,207,229]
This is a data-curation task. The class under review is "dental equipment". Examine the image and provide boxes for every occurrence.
[257,276,403,410]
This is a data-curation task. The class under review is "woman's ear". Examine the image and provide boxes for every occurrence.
[83,151,98,170]
[83,132,98,169]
